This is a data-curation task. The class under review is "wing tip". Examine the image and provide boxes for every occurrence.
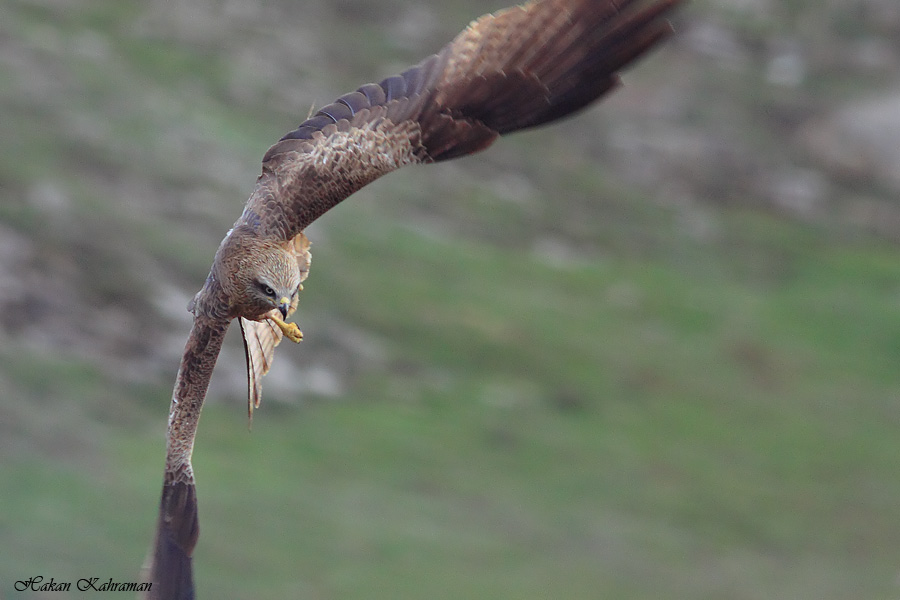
[142,480,198,600]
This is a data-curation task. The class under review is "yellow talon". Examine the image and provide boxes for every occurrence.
[279,320,303,343]
[268,312,303,343]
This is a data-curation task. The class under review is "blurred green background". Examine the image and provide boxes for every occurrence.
[3,0,900,597]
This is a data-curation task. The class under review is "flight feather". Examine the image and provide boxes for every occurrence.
[240,0,680,242]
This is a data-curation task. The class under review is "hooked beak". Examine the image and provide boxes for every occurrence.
[278,297,291,320]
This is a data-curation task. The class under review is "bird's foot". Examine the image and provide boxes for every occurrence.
[269,313,303,343]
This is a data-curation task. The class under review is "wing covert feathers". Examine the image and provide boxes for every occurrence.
[253,0,681,239]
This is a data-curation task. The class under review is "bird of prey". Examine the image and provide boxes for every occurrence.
[142,0,682,596]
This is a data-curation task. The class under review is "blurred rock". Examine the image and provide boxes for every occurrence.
[0,225,35,317]
[683,19,748,68]
[766,167,828,218]
[799,89,900,192]
[27,180,71,214]
[850,36,896,72]
[766,41,806,88]
[389,5,438,52]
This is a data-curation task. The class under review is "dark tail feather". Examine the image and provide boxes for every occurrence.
[140,480,199,600]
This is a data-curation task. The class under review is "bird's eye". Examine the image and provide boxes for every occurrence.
[258,282,276,297]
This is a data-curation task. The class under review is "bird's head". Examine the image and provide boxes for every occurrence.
[243,251,300,321]
[215,227,302,321]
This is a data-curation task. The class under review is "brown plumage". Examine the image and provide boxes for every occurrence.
[141,0,682,596]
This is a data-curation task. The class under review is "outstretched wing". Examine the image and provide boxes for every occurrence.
[142,315,231,599]
[240,0,681,241]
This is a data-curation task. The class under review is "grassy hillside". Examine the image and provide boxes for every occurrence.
[3,0,900,598]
